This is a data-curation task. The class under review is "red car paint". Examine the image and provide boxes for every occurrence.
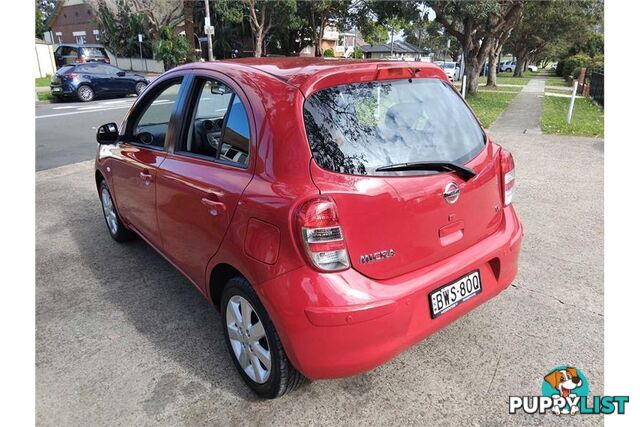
[95,58,523,379]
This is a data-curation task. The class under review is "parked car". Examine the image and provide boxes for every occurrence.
[54,44,110,68]
[434,61,459,81]
[499,60,538,73]
[50,63,149,102]
[499,60,517,72]
[94,58,523,398]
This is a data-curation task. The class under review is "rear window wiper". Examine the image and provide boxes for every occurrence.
[375,161,476,181]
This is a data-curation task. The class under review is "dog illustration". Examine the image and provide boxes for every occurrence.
[544,367,583,415]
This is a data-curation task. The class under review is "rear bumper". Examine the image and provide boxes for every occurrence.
[257,206,523,379]
[50,83,76,96]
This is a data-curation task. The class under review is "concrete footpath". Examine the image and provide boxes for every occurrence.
[490,76,546,135]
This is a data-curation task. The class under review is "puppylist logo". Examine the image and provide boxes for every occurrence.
[509,366,629,416]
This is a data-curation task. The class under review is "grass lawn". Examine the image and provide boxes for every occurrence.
[477,71,534,86]
[465,91,518,128]
[36,75,52,87]
[541,96,603,138]
[37,92,54,101]
[455,83,521,93]
[544,87,573,95]
[544,76,572,87]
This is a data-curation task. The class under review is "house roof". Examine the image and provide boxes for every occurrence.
[362,41,427,54]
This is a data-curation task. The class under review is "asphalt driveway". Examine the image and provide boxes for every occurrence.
[36,131,604,425]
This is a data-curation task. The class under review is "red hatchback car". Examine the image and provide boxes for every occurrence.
[95,58,523,398]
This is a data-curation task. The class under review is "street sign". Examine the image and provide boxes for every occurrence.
[137,34,143,43]
[204,26,215,36]
[204,17,211,27]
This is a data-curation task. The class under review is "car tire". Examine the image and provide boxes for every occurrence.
[99,180,135,242]
[77,85,94,102]
[506,68,512,73]
[221,276,306,399]
[135,82,147,96]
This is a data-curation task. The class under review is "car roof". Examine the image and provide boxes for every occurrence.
[174,57,446,93]
[58,44,106,48]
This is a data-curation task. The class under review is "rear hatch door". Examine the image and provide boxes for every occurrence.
[303,77,504,280]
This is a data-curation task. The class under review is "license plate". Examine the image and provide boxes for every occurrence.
[52,87,62,93]
[429,270,482,318]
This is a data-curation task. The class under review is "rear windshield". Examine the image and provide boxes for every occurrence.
[80,47,107,57]
[303,78,485,176]
[57,65,75,74]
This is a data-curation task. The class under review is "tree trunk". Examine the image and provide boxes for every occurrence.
[254,31,263,57]
[183,0,195,59]
[486,45,499,87]
[464,55,480,95]
[513,54,526,77]
[315,18,326,57]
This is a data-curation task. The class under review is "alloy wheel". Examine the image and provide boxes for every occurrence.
[226,295,271,384]
[135,82,147,95]
[78,86,93,101]
[100,187,118,235]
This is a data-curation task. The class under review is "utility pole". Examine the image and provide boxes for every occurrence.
[390,27,394,57]
[204,0,214,61]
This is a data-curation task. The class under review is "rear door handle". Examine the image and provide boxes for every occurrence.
[201,198,227,216]
[139,170,153,184]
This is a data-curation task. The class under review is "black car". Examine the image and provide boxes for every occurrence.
[50,63,149,102]
[54,44,110,68]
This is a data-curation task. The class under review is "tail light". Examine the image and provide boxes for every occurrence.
[65,73,79,79]
[500,149,515,206]
[295,197,350,272]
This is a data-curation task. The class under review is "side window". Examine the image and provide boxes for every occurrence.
[220,96,250,166]
[106,65,121,74]
[131,79,183,148]
[179,79,250,167]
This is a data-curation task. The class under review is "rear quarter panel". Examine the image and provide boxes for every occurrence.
[203,66,318,300]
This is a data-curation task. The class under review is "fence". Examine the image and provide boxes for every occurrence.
[35,41,56,78]
[589,68,604,107]
[106,52,165,74]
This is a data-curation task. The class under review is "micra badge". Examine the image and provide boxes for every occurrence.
[360,249,396,264]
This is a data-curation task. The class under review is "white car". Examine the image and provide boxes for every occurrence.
[436,61,459,81]
[500,60,538,73]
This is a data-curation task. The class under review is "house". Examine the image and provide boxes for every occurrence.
[44,0,101,45]
[361,41,428,61]
[299,26,365,57]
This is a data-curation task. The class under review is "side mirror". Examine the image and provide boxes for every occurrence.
[116,71,126,77]
[96,122,119,144]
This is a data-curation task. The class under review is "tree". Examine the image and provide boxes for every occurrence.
[94,0,152,57]
[183,0,195,59]
[428,0,524,94]
[36,2,46,38]
[361,23,388,45]
[351,0,422,59]
[505,0,599,77]
[130,0,184,40]
[155,25,189,68]
[36,0,57,38]
[218,0,296,57]
[297,1,351,57]
[485,17,521,87]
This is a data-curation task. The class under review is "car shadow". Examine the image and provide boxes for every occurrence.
[67,192,260,402]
